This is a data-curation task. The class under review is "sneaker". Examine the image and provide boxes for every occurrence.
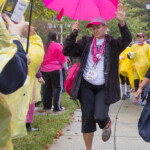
[102,120,111,142]
[126,92,130,99]
[31,127,39,132]
[26,123,39,132]
[122,94,126,100]
[53,107,65,112]
[133,100,138,104]
[140,101,145,106]
[131,88,135,93]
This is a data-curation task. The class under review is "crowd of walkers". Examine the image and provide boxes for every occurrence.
[1,2,150,150]
[0,13,69,149]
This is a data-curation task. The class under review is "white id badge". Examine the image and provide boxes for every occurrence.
[86,69,97,80]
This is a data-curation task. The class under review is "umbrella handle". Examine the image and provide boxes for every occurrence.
[73,29,78,34]
[26,0,33,54]
[73,19,79,35]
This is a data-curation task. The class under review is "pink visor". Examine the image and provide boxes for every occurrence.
[86,22,102,28]
[86,17,107,28]
[136,33,145,38]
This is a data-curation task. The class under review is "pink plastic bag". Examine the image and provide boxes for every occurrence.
[64,63,80,95]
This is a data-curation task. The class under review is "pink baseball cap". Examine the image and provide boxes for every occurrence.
[136,33,145,38]
[86,17,107,28]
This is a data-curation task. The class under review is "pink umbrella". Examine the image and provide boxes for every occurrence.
[43,0,119,21]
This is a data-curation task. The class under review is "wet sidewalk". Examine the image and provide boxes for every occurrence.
[49,94,150,150]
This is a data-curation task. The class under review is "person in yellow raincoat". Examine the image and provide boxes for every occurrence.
[22,25,44,132]
[0,13,28,150]
[128,33,150,105]
[119,41,134,100]
[2,22,44,150]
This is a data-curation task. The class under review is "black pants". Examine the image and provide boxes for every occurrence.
[120,74,130,85]
[78,79,110,133]
[134,79,141,92]
[41,69,63,111]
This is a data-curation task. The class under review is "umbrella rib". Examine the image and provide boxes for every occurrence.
[73,0,81,20]
[93,0,102,17]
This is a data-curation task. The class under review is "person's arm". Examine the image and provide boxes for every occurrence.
[115,4,132,54]
[135,68,150,102]
[0,40,28,94]
[0,14,28,94]
[63,22,87,57]
[36,71,45,85]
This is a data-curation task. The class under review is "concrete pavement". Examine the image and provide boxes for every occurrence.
[50,94,150,150]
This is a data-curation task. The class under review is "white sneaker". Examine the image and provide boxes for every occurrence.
[31,128,39,132]
[102,120,111,142]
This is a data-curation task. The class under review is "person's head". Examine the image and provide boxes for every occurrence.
[45,31,58,52]
[86,17,107,39]
[136,33,145,43]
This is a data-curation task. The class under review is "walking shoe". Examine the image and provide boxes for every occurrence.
[26,123,39,132]
[53,107,65,112]
[126,92,130,99]
[27,127,39,132]
[133,100,138,104]
[30,127,39,132]
[140,101,145,106]
[130,88,135,93]
[102,120,111,142]
[122,94,126,100]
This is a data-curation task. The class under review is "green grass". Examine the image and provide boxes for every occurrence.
[13,93,78,150]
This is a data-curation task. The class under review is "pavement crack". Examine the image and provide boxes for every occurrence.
[114,100,124,150]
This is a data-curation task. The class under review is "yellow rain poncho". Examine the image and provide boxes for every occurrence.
[0,15,18,149]
[119,47,134,87]
[129,43,150,81]
[2,34,44,142]
[23,34,44,103]
[119,47,131,77]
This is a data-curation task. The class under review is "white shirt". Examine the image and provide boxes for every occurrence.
[83,38,105,85]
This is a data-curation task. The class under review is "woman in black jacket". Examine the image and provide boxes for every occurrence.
[63,4,132,150]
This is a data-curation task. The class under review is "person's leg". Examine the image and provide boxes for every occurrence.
[83,133,94,150]
[26,103,38,131]
[139,80,145,106]
[133,79,140,103]
[78,80,96,150]
[126,77,130,98]
[120,74,126,100]
[94,87,110,142]
[41,72,53,109]
[52,69,63,111]
[134,79,140,92]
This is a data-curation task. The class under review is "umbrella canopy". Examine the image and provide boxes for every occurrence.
[43,0,119,21]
